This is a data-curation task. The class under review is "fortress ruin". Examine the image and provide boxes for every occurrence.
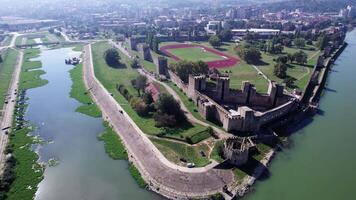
[169,71,298,133]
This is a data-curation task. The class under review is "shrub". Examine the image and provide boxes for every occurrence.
[130,97,149,116]
[104,48,121,67]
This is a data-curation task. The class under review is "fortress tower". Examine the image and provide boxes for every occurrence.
[188,75,206,98]
[216,76,230,101]
[223,137,253,166]
[268,81,284,107]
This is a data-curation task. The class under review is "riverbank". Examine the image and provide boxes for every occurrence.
[1,46,48,199]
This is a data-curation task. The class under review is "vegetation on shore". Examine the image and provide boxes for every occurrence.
[0,47,48,199]
[19,48,48,90]
[128,163,147,188]
[97,122,127,160]
[69,63,101,117]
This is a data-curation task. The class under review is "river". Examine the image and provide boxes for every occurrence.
[244,30,356,200]
[22,46,161,200]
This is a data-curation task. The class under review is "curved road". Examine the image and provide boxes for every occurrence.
[82,44,234,199]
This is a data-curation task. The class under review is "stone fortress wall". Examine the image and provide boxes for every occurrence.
[169,71,298,132]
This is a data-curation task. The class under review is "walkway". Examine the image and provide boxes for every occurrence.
[82,44,234,199]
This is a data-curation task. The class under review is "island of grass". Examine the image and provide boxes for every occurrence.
[91,41,217,167]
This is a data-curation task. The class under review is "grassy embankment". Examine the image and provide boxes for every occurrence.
[69,45,146,188]
[3,48,48,200]
[0,49,19,116]
[151,137,211,167]
[92,41,213,166]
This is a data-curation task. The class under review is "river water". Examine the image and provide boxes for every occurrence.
[23,46,161,200]
[24,29,356,200]
[244,30,356,200]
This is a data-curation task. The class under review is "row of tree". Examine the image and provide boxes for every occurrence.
[273,50,308,79]
[169,60,209,83]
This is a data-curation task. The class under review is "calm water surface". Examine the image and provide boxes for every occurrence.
[22,47,161,200]
[245,30,356,200]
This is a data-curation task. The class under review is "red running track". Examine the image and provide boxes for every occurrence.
[160,43,240,69]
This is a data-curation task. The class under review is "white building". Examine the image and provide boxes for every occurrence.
[231,28,280,37]
[205,21,221,35]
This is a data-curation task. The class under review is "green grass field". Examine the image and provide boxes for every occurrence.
[167,47,225,62]
[150,137,211,167]
[91,41,209,143]
[0,49,19,115]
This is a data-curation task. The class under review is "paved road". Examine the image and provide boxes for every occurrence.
[0,49,23,171]
[82,44,234,198]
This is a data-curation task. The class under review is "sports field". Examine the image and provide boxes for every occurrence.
[167,47,224,62]
[160,43,239,68]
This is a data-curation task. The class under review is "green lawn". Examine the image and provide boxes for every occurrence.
[0,49,19,115]
[150,137,211,167]
[167,47,225,62]
[91,41,209,143]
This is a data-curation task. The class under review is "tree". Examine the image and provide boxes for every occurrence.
[0,55,2,63]
[293,50,308,65]
[130,58,140,68]
[284,77,295,88]
[218,29,233,42]
[287,53,295,63]
[274,62,288,78]
[293,38,306,48]
[153,112,176,127]
[130,97,149,116]
[170,60,209,83]
[209,35,221,48]
[133,75,147,96]
[155,93,186,123]
[316,35,329,50]
[104,48,121,67]
[276,55,288,64]
[236,45,261,64]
